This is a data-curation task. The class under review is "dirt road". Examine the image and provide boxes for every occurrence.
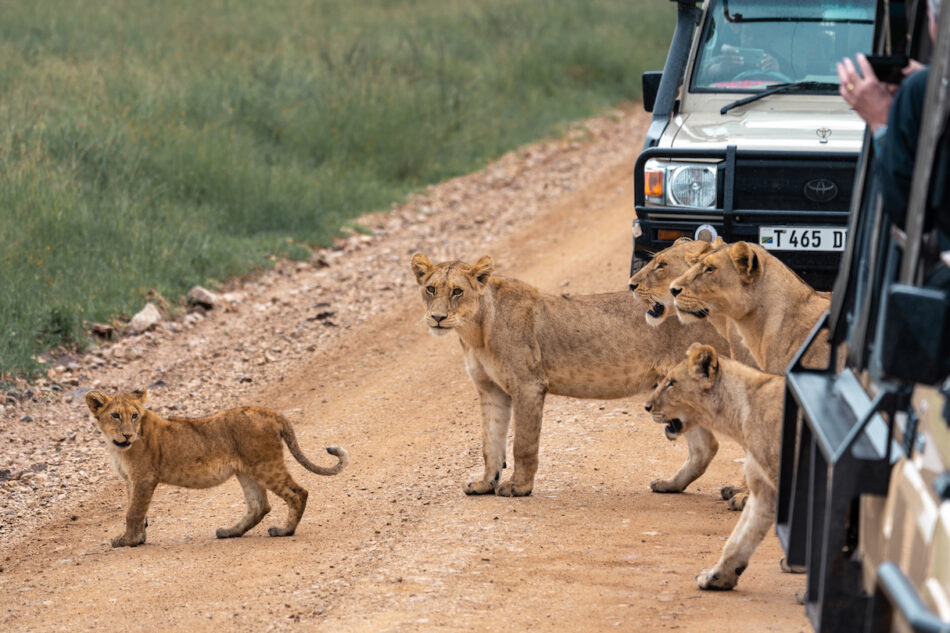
[0,110,807,632]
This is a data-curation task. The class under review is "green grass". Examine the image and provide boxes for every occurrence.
[0,0,675,377]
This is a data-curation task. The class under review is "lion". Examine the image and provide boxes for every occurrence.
[644,343,784,590]
[410,252,732,498]
[669,240,831,374]
[629,237,756,510]
[630,238,759,365]
[85,389,349,547]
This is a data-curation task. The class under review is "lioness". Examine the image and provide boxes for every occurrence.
[629,237,757,366]
[645,343,784,590]
[410,253,731,497]
[629,237,755,510]
[669,241,831,374]
[85,389,349,547]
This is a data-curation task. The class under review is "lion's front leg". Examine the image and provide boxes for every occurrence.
[651,425,719,493]
[464,363,511,496]
[112,478,157,548]
[696,460,776,590]
[496,386,544,497]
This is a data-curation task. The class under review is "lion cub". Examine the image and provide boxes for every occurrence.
[85,389,349,547]
[644,344,784,591]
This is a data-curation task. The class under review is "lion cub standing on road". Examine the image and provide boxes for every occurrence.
[645,343,784,590]
[85,389,349,547]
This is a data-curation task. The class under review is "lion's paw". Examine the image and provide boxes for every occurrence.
[267,526,294,537]
[719,484,742,500]
[696,567,739,591]
[111,532,145,548]
[495,480,532,497]
[727,492,748,511]
[650,477,685,494]
[463,480,496,496]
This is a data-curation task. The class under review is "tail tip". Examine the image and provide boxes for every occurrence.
[326,445,348,459]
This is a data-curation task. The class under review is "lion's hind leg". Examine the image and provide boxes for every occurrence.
[216,472,272,539]
[651,426,718,493]
[256,467,308,537]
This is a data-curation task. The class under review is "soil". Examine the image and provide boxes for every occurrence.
[0,108,808,632]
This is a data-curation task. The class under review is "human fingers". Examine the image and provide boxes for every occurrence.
[855,54,880,86]
[903,59,925,75]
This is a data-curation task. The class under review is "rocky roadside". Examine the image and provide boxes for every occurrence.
[0,107,647,553]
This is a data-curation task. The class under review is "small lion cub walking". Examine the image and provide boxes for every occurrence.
[85,389,349,547]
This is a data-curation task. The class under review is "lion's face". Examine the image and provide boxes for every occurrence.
[669,241,762,324]
[410,253,493,337]
[85,389,148,450]
[644,343,721,440]
[629,238,720,326]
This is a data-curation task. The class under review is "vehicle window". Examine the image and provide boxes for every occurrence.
[692,0,875,91]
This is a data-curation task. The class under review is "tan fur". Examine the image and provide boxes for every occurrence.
[644,344,784,590]
[669,241,831,374]
[629,238,754,510]
[85,389,348,547]
[411,253,731,498]
[630,238,758,367]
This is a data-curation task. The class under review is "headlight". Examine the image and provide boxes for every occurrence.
[643,159,718,208]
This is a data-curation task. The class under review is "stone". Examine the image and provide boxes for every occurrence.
[128,304,162,333]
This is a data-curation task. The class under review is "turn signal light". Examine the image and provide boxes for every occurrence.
[657,229,687,241]
[644,170,664,199]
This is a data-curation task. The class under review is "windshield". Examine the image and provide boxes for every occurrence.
[692,0,875,92]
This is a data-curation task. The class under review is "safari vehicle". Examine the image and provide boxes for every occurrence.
[775,0,950,631]
[633,0,876,288]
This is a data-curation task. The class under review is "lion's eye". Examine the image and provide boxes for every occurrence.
[451,288,462,297]
[111,412,120,419]
[667,379,676,388]
[131,413,138,420]
[655,262,665,270]
[703,266,714,273]
[426,286,436,295]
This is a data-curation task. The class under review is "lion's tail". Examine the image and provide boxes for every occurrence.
[280,417,349,476]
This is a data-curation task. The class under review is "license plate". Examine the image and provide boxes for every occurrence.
[758,226,847,252]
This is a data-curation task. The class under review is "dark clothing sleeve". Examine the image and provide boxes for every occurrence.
[878,67,930,228]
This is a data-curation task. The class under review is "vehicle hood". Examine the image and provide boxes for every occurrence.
[668,96,865,152]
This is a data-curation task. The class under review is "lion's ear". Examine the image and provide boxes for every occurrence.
[131,388,148,403]
[672,236,694,245]
[410,253,434,285]
[711,236,726,249]
[729,242,761,283]
[686,343,719,387]
[471,256,493,287]
[85,390,110,415]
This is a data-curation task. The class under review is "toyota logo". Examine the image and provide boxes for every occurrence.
[803,178,838,203]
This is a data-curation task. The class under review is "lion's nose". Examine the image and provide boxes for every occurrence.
[628,282,639,292]
[122,433,132,440]
[644,402,653,412]
[431,314,446,323]
[670,286,683,297]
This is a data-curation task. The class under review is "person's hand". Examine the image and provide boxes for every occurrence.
[717,45,744,72]
[759,52,779,72]
[836,53,895,131]
[903,58,926,76]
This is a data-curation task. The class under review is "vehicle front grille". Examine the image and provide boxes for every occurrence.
[732,156,857,212]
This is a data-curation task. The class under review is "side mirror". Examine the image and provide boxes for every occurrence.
[880,284,950,384]
[642,71,663,113]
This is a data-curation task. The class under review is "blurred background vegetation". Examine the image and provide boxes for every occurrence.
[0,0,674,377]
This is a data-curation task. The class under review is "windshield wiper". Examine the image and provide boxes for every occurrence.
[720,81,840,115]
